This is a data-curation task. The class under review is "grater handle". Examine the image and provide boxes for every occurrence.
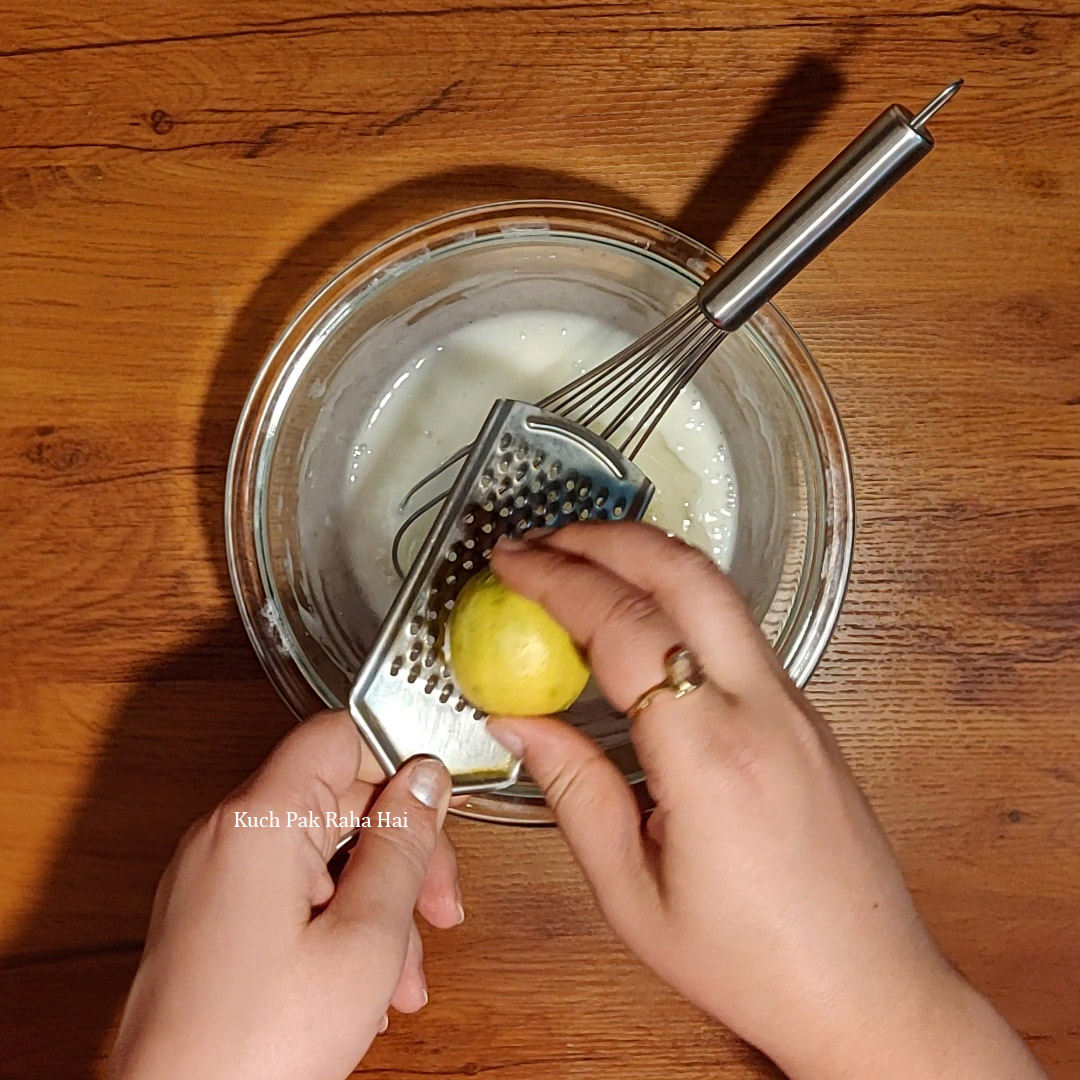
[697,80,962,332]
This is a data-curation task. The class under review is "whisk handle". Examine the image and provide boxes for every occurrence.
[698,81,962,332]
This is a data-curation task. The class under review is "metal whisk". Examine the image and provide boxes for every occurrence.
[392,80,962,576]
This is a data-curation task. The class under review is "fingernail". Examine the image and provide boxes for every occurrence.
[486,720,525,758]
[377,1014,389,1035]
[497,527,552,552]
[454,882,466,925]
[495,535,529,552]
[409,757,450,809]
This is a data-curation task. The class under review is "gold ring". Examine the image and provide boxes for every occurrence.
[627,646,707,720]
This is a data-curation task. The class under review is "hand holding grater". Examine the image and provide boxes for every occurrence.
[348,400,654,793]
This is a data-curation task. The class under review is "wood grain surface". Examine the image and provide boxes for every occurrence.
[2,2,1078,1077]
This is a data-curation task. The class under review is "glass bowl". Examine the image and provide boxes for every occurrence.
[226,200,854,825]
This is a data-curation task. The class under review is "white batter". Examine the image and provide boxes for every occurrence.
[343,310,738,617]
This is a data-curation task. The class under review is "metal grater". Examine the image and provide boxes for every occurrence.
[348,399,654,793]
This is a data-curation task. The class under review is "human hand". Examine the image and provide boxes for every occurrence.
[488,523,1045,1080]
[109,710,461,1080]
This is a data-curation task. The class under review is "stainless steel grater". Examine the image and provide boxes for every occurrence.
[348,399,654,793]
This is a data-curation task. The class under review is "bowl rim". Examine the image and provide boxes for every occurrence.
[225,198,855,825]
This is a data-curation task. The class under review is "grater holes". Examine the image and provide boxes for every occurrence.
[514,444,528,461]
[497,476,512,496]
[463,511,475,525]
[564,477,576,491]
[463,538,475,549]
[561,499,573,513]
[472,708,484,720]
[482,499,495,513]
[532,450,545,468]
[408,643,422,662]
[514,463,528,482]
[546,489,559,503]
[547,460,563,480]
[445,573,456,585]
[479,470,494,490]
[595,487,609,508]
[407,617,421,636]
[441,664,452,679]
[454,697,468,712]
[481,521,494,534]
[545,511,557,525]
[407,664,421,684]
[438,684,453,704]
[461,559,474,570]
[578,507,591,520]
[613,496,627,518]
[390,657,403,677]
[514,493,527,508]
[497,454,512,474]
[424,674,439,695]
[578,480,592,498]
[499,433,513,452]
[498,506,511,518]
[529,479,543,494]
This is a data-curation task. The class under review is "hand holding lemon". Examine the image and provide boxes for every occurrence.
[447,569,589,716]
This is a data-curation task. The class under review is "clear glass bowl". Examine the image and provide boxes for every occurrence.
[226,201,854,825]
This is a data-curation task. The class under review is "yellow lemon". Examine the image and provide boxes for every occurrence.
[447,570,589,716]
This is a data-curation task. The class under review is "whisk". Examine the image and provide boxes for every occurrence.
[391,80,962,576]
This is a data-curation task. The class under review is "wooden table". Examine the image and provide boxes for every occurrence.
[2,2,1078,1076]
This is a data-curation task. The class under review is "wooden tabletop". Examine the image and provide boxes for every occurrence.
[2,2,1078,1077]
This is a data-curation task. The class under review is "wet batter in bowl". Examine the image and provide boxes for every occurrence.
[343,310,738,619]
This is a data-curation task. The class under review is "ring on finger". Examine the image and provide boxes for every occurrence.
[626,646,707,720]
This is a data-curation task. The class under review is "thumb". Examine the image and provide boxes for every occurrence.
[325,757,452,948]
[487,716,659,929]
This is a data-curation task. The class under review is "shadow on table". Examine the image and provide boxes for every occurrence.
[0,52,844,1079]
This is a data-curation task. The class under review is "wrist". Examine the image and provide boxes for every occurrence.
[777,967,1045,1080]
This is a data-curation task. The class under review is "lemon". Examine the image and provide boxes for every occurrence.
[447,570,589,716]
